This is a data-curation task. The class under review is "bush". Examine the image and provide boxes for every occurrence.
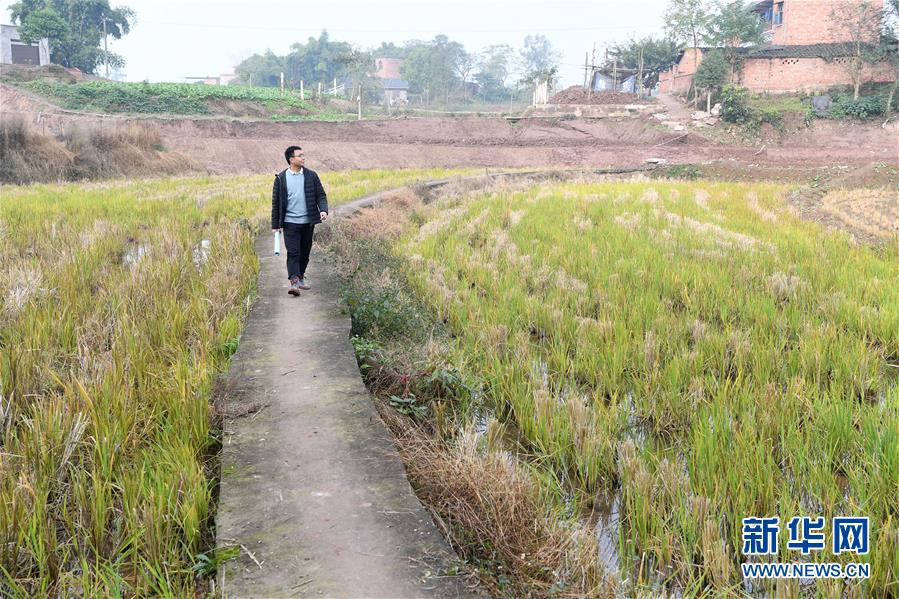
[720,86,798,132]
[664,164,702,180]
[827,94,885,119]
[336,236,430,340]
[756,106,783,129]
[720,85,753,124]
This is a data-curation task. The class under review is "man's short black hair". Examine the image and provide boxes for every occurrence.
[284,145,302,164]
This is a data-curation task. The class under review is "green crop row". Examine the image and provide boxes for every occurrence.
[19,80,318,116]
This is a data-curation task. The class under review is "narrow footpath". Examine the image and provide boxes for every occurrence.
[215,193,481,597]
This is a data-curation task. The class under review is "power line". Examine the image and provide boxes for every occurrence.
[140,20,657,33]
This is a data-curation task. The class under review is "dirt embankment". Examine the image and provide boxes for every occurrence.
[2,81,896,179]
[156,115,898,174]
[549,86,652,105]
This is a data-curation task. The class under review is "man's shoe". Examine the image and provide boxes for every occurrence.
[288,276,301,296]
[296,278,311,290]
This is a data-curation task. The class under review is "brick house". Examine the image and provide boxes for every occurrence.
[374,58,403,79]
[658,0,896,94]
[372,57,409,105]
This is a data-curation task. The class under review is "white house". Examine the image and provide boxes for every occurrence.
[1,24,50,66]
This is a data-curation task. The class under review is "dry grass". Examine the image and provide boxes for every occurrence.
[789,184,898,245]
[0,115,71,183]
[0,116,196,183]
[379,405,615,598]
[819,187,899,240]
[340,189,423,239]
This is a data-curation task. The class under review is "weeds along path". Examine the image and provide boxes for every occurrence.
[214,193,486,597]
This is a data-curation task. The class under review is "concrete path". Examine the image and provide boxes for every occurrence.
[655,92,694,122]
[215,207,481,597]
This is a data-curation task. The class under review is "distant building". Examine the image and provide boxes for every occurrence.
[1,24,49,66]
[380,78,409,105]
[374,58,403,80]
[184,73,237,85]
[658,0,896,95]
[372,57,409,105]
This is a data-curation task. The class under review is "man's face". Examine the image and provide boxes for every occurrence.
[289,150,305,168]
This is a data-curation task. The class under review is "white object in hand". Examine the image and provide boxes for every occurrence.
[273,231,281,255]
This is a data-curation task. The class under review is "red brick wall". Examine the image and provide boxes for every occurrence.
[737,56,896,93]
[659,54,895,95]
[374,58,403,79]
[658,49,703,93]
[774,0,881,45]
[657,1,892,95]
[659,72,695,93]
[677,48,704,75]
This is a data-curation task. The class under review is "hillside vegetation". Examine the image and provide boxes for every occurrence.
[1,66,350,120]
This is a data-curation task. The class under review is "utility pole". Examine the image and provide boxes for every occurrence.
[103,17,109,79]
[637,47,644,98]
[583,51,589,90]
[612,57,618,92]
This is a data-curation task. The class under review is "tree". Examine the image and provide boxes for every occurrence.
[881,0,899,115]
[518,34,561,87]
[336,47,380,103]
[828,0,885,99]
[474,44,515,102]
[455,50,477,100]
[16,6,66,58]
[10,0,134,73]
[372,41,408,60]
[285,30,351,89]
[692,49,728,110]
[233,50,285,87]
[707,0,766,75]
[664,0,714,103]
[401,35,467,105]
[664,0,713,55]
[609,36,682,90]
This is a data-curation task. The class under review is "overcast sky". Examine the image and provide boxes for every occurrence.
[1,0,671,86]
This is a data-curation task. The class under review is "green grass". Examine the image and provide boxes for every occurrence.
[0,168,477,596]
[398,179,899,595]
[747,93,811,114]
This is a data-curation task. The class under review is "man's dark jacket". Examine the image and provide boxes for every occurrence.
[271,167,328,228]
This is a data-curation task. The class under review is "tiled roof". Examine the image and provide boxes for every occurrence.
[380,78,409,90]
[742,43,877,59]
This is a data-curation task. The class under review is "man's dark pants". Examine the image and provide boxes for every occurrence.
[283,222,315,280]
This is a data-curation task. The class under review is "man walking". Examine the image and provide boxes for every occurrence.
[272,145,329,296]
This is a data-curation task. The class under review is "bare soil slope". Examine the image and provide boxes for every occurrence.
[3,82,896,176]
